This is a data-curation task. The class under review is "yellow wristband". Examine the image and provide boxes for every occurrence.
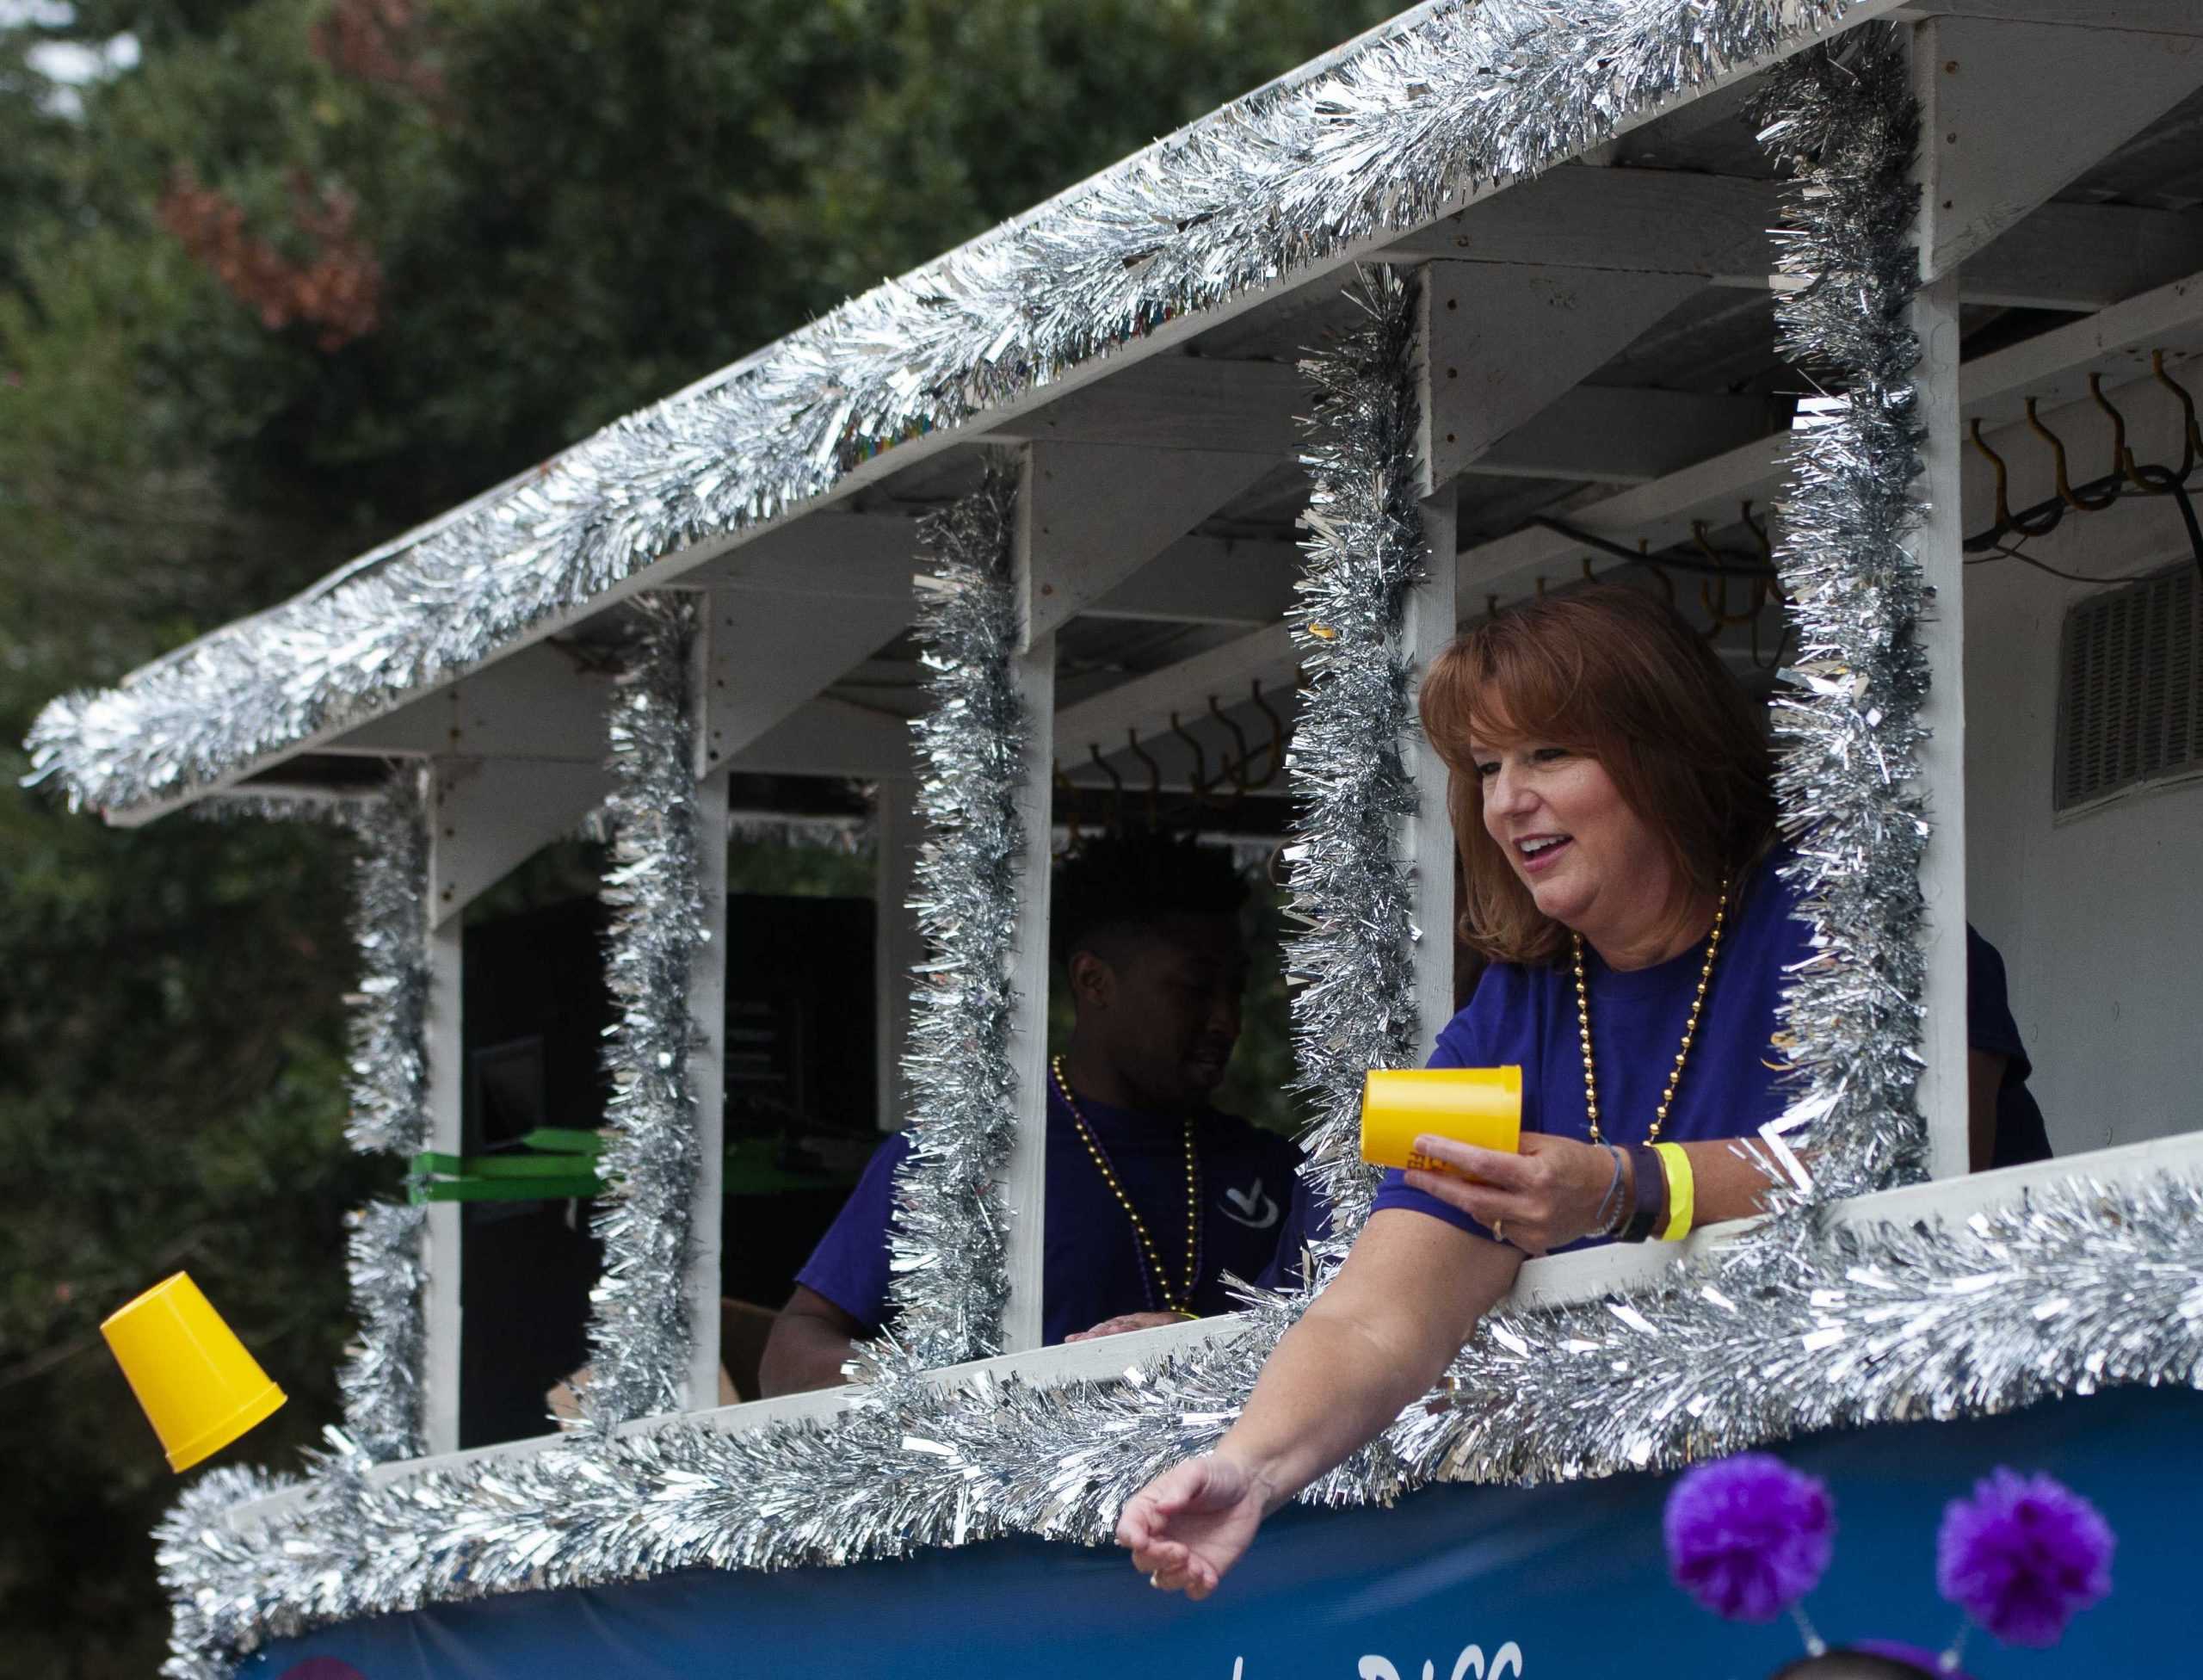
[1651,1142,1694,1242]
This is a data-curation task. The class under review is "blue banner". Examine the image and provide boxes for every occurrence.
[244,1383,2199,1679]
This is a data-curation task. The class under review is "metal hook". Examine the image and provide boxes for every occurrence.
[1738,500,1775,616]
[2088,374,2145,492]
[1086,742,1125,828]
[1125,728,1162,824]
[2027,396,2118,512]
[1249,679,1287,790]
[1581,555,1598,584]
[2151,349,2200,481]
[1206,694,1252,801]
[1167,711,1211,808]
[1971,418,2015,529]
[1485,592,1500,621]
[1693,521,1757,633]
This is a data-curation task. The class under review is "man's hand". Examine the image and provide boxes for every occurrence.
[1064,1311,1184,1343]
[1401,1130,1615,1254]
[1116,1451,1272,1599]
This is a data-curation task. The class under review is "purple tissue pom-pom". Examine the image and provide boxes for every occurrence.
[1938,1467,2114,1648]
[1664,1454,1835,1622]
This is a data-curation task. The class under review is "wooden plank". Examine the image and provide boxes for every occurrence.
[873,779,923,1133]
[1916,18,2203,282]
[1895,1,2203,34]
[420,911,464,1457]
[991,356,1305,457]
[702,585,913,766]
[724,697,915,781]
[1421,262,1707,485]
[1378,167,2203,311]
[426,759,614,926]
[1475,386,1790,484]
[1959,266,2203,428]
[1000,634,1055,1355]
[683,614,729,1409]
[1406,485,1460,1048]
[337,641,614,763]
[1018,442,1275,647]
[1086,534,1299,626]
[1912,27,1973,1182]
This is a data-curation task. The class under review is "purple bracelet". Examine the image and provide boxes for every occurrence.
[1620,1144,1667,1244]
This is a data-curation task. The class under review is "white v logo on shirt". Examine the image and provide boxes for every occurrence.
[1219,1178,1280,1230]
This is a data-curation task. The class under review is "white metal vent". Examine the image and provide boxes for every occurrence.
[2055,564,2200,811]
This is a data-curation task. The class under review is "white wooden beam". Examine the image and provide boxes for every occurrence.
[1896,1,2203,34]
[1085,534,1299,626]
[702,584,914,769]
[724,696,915,781]
[1474,386,1789,484]
[1912,28,1974,1182]
[873,778,923,1134]
[1406,484,1460,1043]
[682,609,729,1411]
[1420,262,1706,486]
[1053,624,1300,769]
[990,357,1305,456]
[419,849,465,1457]
[1459,265,2203,612]
[1000,632,1054,1356]
[1377,169,2203,312]
[426,758,613,927]
[336,641,613,763]
[1916,17,2203,284]
[1017,442,1275,647]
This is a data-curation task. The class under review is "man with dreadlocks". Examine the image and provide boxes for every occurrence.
[758,829,1302,1397]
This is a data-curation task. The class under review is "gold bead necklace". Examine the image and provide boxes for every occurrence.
[1571,877,1730,1146]
[1049,1056,1202,1319]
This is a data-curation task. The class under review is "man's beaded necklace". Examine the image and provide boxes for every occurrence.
[1570,877,1730,1146]
[1049,1056,1203,1319]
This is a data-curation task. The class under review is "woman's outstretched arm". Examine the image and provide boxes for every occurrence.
[1117,1210,1519,1597]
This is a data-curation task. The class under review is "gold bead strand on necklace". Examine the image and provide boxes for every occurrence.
[1050,1056,1202,1318]
[1572,877,1729,1146]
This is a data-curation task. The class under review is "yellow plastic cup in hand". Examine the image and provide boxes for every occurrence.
[101,1271,287,1473]
[1360,1066,1523,1175]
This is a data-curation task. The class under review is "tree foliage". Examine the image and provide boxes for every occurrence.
[0,0,1392,1669]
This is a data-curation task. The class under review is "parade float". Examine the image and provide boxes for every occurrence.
[32,0,2203,1673]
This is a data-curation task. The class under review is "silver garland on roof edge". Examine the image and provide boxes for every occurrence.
[28,0,1877,818]
[154,18,2203,1678]
[580,593,709,1426]
[885,457,1029,1368]
[1756,27,1933,1200]
[1280,265,1430,1259]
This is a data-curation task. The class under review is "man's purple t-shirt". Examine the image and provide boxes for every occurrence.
[796,1083,1302,1345]
[1370,851,2046,1252]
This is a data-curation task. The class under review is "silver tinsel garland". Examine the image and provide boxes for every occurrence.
[580,593,710,1426]
[1281,266,1430,1257]
[155,1172,2203,1674]
[885,458,1029,1368]
[334,777,433,1463]
[150,15,2203,1678]
[27,0,1880,817]
[1755,28,1933,1201]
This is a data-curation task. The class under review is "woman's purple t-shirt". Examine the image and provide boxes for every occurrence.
[796,1083,1300,1345]
[1370,854,1809,1254]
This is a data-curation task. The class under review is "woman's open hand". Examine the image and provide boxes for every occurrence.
[1402,1131,1617,1255]
[1116,1451,1271,1599]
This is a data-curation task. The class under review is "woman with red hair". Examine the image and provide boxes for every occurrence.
[1118,585,2046,1598]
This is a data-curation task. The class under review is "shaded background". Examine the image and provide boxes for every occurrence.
[0,1,1394,1671]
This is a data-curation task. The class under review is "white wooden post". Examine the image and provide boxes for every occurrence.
[999,627,1056,1356]
[873,776,923,1133]
[1910,26,1972,1181]
[420,794,466,1456]
[1406,482,1461,1048]
[686,608,730,1407]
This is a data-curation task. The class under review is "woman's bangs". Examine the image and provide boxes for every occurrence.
[1463,633,1592,752]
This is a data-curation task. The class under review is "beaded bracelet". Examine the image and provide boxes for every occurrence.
[1589,1143,1631,1238]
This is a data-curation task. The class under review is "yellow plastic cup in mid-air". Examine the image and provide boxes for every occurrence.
[1360,1065,1523,1175]
[100,1272,287,1473]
